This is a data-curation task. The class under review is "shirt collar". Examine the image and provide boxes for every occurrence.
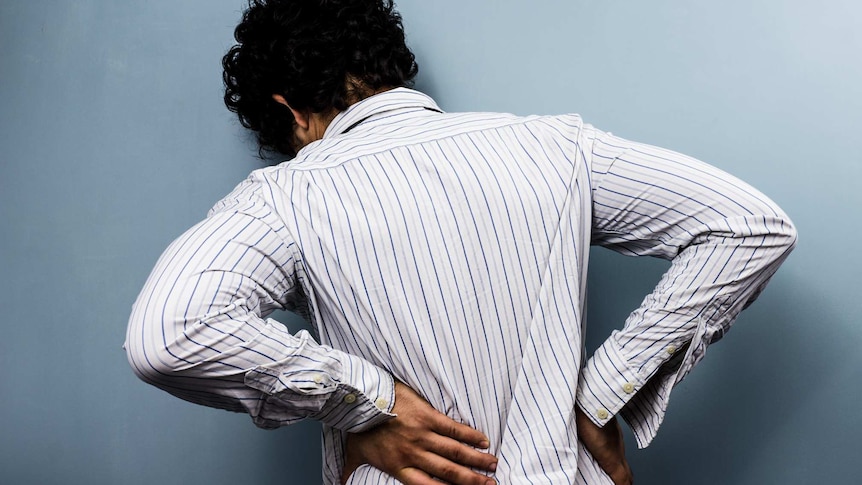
[323,87,443,139]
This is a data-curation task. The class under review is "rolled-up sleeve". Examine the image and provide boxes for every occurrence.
[576,131,797,448]
[125,177,395,433]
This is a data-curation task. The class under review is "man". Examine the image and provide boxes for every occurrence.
[125,1,797,484]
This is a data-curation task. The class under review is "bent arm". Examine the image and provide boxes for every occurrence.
[576,131,797,447]
[125,180,394,432]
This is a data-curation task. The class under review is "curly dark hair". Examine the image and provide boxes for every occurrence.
[222,0,419,157]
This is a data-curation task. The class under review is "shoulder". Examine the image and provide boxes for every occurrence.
[207,166,287,218]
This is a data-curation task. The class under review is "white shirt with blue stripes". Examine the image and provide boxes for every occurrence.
[126,88,797,484]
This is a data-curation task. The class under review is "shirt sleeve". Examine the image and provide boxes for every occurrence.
[575,130,797,448]
[124,176,395,433]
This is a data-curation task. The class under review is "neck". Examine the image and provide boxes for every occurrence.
[345,76,394,106]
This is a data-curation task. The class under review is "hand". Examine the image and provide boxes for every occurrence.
[575,406,633,485]
[341,382,497,485]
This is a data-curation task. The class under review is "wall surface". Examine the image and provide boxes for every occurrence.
[1,1,859,483]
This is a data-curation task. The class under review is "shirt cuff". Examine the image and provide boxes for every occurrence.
[244,330,395,432]
[576,337,654,427]
[313,350,396,432]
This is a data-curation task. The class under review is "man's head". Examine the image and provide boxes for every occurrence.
[222,0,418,157]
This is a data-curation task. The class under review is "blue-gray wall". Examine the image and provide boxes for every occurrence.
[1,1,858,483]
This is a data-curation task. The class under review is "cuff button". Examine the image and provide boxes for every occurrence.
[343,393,357,404]
[596,409,609,420]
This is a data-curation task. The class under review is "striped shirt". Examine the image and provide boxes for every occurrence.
[125,88,797,484]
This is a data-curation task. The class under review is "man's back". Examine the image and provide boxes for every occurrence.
[262,88,594,482]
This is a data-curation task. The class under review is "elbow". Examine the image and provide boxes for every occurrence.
[740,209,798,275]
[125,299,252,414]
[774,212,798,256]
[125,309,221,411]
[744,196,798,255]
[124,325,177,389]
[124,303,194,388]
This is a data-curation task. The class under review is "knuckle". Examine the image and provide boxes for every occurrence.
[448,446,464,462]
[437,463,459,481]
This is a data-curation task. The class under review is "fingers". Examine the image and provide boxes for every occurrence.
[424,411,496,473]
[389,381,498,483]
[429,412,491,449]
[406,453,497,485]
[428,435,497,472]
[396,467,438,485]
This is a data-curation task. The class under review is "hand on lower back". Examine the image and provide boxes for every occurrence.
[576,406,633,485]
[341,381,498,485]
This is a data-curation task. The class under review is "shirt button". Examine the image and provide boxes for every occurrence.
[622,383,635,394]
[343,393,357,404]
[596,409,609,420]
[375,398,389,410]
[313,375,323,384]
[667,345,677,355]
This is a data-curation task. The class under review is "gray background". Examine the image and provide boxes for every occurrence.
[1,0,859,483]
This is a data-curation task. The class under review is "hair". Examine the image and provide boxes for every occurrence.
[222,0,418,157]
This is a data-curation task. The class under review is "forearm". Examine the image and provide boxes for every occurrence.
[127,305,395,431]
[125,204,395,432]
[578,214,795,420]
[577,130,797,438]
